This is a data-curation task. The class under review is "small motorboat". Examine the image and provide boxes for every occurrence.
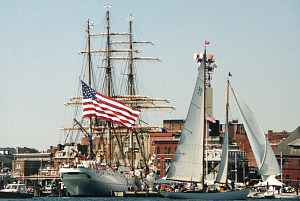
[0,183,33,198]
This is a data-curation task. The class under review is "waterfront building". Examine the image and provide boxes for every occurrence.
[273,127,300,187]
[0,148,16,188]
[150,120,182,177]
[2,123,299,191]
[12,152,59,187]
[0,148,15,171]
[267,130,290,149]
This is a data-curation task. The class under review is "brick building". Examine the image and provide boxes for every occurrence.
[267,130,290,149]
[12,153,52,177]
[273,127,300,187]
[227,122,300,186]
[151,120,183,177]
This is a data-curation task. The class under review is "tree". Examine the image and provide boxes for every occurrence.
[18,147,39,153]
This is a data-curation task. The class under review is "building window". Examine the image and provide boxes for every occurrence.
[15,164,21,170]
[157,147,160,154]
[164,147,171,154]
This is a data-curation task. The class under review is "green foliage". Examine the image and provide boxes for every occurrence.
[18,147,39,153]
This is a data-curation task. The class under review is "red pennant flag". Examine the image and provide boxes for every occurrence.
[205,40,210,45]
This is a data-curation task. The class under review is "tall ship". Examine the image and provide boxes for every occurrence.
[57,4,174,196]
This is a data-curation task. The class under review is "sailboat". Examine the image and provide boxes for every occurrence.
[160,47,250,199]
[230,86,281,198]
[58,5,173,196]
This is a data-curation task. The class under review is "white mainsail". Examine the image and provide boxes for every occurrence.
[231,88,280,180]
[166,55,205,182]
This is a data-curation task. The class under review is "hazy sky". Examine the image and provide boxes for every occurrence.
[1,0,299,151]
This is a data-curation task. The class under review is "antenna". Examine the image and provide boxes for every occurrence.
[127,12,134,22]
[104,3,112,11]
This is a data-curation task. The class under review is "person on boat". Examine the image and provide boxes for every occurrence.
[220,185,225,192]
[231,181,235,190]
[191,182,197,191]
[203,183,208,193]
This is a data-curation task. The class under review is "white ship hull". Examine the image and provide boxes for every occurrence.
[160,188,250,200]
[60,167,139,196]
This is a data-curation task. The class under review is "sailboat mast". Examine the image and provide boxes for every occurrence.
[202,48,207,185]
[225,76,230,185]
[226,80,229,126]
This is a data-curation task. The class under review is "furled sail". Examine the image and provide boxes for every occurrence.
[166,56,205,182]
[231,88,280,180]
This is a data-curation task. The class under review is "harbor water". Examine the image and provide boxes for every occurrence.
[0,197,293,201]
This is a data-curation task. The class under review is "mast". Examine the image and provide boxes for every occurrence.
[202,47,207,185]
[225,74,230,185]
[128,13,135,170]
[126,13,152,172]
[202,44,217,184]
[226,79,229,132]
[105,4,113,166]
[86,19,94,160]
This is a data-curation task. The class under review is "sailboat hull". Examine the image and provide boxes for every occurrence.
[60,167,139,196]
[160,188,250,200]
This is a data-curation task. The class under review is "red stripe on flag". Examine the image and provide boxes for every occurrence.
[82,84,140,131]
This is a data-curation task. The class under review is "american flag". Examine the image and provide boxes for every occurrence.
[81,81,141,132]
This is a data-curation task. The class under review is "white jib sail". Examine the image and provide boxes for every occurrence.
[166,57,205,183]
[231,88,280,179]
